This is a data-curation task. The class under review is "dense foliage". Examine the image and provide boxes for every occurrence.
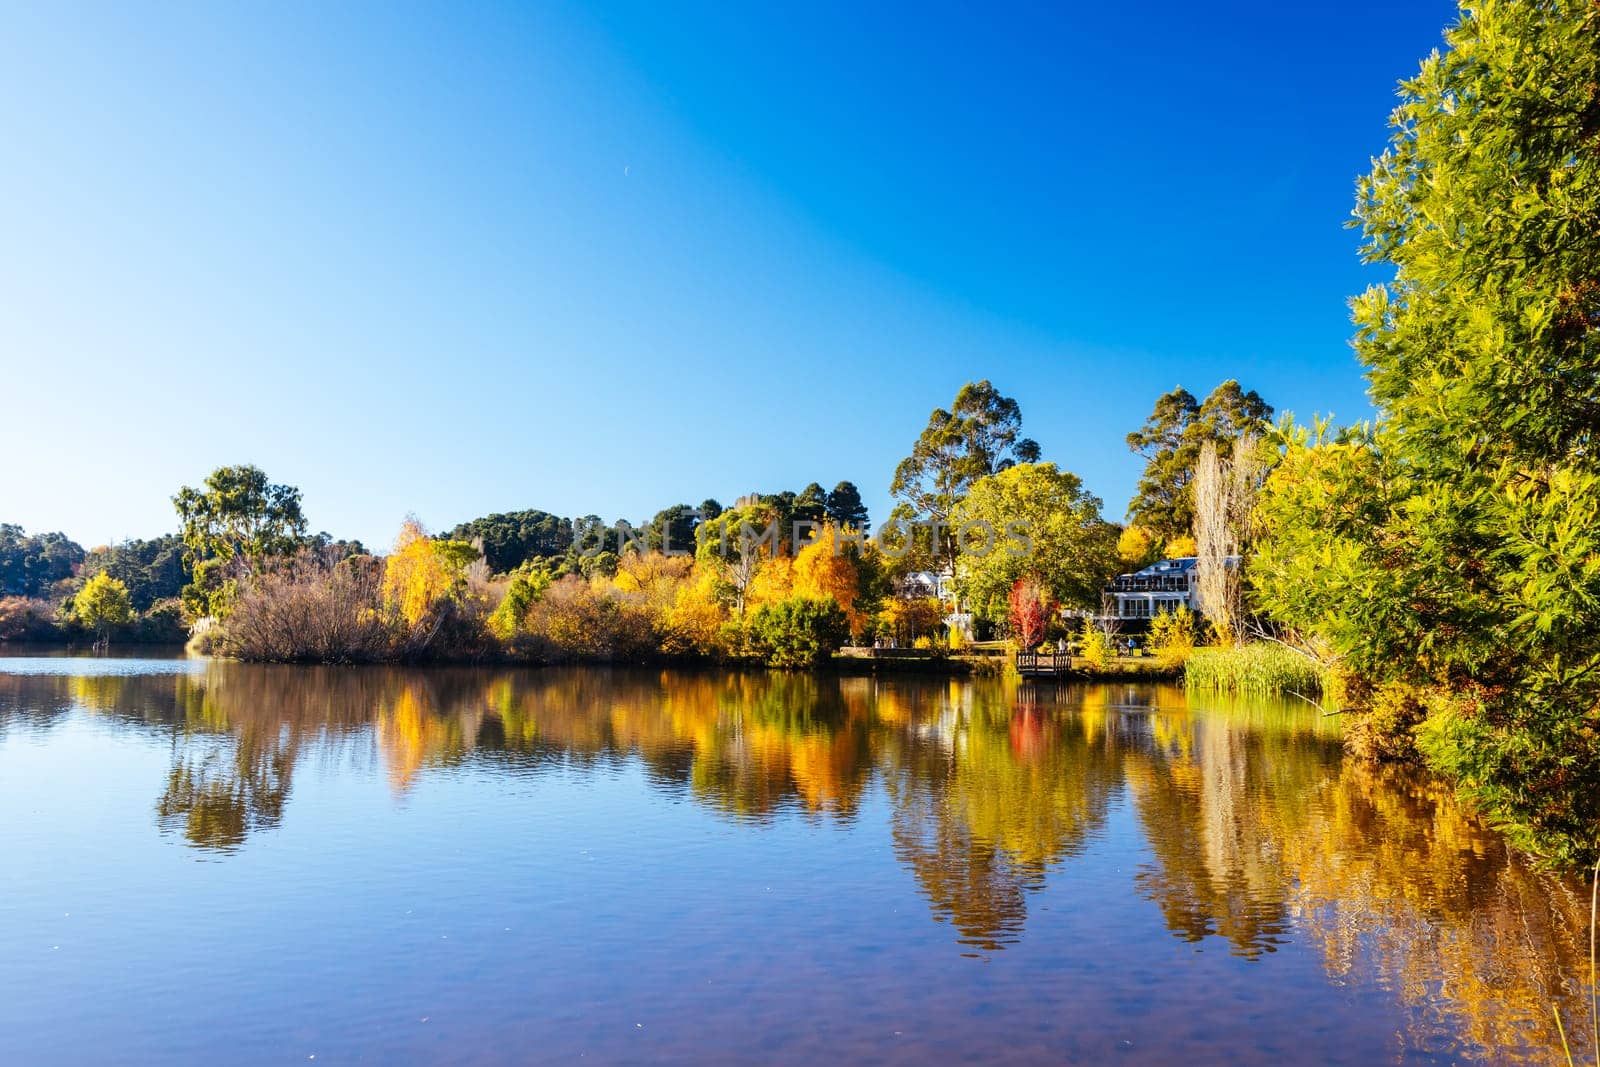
[890,380,1041,572]
[731,596,851,669]
[72,572,135,641]
[0,524,84,597]
[174,464,307,618]
[81,534,186,610]
[950,462,1120,620]
[1251,0,1600,863]
[443,509,572,573]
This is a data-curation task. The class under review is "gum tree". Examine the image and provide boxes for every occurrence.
[1125,381,1272,542]
[174,464,307,618]
[890,380,1041,578]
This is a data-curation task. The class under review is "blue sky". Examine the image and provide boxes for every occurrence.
[0,1,1457,550]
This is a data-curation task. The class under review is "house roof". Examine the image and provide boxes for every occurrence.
[1122,556,1198,580]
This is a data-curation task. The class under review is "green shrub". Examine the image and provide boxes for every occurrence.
[487,566,551,641]
[739,596,849,669]
[133,598,188,643]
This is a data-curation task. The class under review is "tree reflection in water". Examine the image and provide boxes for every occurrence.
[44,661,1596,1063]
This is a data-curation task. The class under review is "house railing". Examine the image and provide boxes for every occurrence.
[1015,651,1072,675]
[1104,576,1190,593]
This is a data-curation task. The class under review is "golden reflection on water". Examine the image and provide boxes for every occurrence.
[5,663,1594,1063]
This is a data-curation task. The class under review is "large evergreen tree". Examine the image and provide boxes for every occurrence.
[446,509,573,573]
[82,534,188,611]
[0,524,84,597]
[825,481,870,530]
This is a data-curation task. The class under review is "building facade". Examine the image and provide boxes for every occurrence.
[1103,556,1200,620]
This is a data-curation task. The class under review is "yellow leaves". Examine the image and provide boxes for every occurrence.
[380,520,479,629]
[613,551,694,603]
[74,570,135,634]
[1118,525,1158,568]
[792,524,866,634]
[1164,534,1197,558]
[879,597,945,646]
[1148,604,1199,665]
[745,553,794,609]
[661,567,727,656]
[1077,619,1113,670]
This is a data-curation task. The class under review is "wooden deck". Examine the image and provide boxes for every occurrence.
[1014,651,1074,676]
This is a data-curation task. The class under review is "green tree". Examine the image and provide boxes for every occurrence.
[696,500,782,611]
[734,596,850,669]
[643,504,702,556]
[173,465,307,618]
[0,524,85,597]
[444,509,571,574]
[825,481,870,530]
[1252,0,1600,864]
[950,462,1119,620]
[792,482,830,530]
[1126,381,1272,540]
[890,380,1041,575]
[73,571,134,642]
[81,534,186,610]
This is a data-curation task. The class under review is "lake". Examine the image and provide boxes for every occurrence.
[0,654,1593,1065]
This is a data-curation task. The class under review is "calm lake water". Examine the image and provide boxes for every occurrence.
[0,654,1593,1065]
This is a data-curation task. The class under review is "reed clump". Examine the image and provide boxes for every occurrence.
[1183,642,1326,696]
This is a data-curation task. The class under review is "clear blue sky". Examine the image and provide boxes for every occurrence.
[0,1,1457,551]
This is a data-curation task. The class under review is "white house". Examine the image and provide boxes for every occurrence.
[1103,556,1203,620]
[899,567,972,641]
[898,568,957,603]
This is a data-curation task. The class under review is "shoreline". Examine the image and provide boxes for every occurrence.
[1,640,1184,682]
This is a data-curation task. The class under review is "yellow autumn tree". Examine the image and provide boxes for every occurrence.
[744,553,794,610]
[1117,525,1161,569]
[661,565,729,656]
[612,551,695,610]
[381,519,479,629]
[878,597,944,646]
[792,525,865,635]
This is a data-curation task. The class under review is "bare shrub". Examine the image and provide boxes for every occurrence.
[0,596,60,641]
[218,551,391,663]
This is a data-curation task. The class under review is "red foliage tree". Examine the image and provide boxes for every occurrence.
[1008,576,1049,648]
